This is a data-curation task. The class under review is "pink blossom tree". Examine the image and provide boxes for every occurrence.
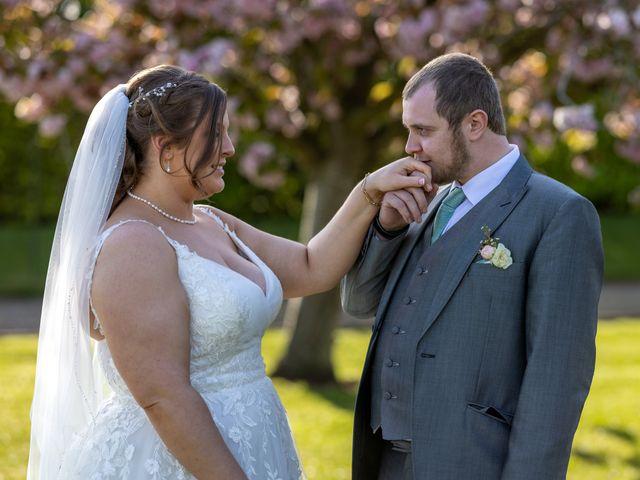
[2,0,639,382]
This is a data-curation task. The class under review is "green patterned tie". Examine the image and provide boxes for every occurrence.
[431,187,467,244]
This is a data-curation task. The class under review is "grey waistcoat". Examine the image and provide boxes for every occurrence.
[370,221,436,440]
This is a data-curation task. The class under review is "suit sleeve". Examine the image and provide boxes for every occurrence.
[340,223,407,318]
[501,195,604,479]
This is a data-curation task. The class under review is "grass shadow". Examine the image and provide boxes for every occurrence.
[572,448,607,465]
[596,425,637,444]
[308,381,358,411]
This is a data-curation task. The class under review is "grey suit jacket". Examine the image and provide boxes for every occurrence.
[341,156,603,480]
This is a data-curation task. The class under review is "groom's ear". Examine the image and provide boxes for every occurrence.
[465,109,488,142]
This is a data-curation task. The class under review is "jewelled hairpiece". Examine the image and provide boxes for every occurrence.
[128,82,178,108]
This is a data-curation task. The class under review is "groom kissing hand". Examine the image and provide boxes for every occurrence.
[342,53,603,480]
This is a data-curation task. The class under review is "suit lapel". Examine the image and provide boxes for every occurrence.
[418,156,533,338]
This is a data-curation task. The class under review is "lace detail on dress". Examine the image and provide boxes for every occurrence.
[58,395,194,480]
[65,215,301,479]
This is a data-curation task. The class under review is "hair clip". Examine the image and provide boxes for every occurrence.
[129,82,178,108]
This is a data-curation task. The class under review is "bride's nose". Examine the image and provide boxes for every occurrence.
[222,133,235,158]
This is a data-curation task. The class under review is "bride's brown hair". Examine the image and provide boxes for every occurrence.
[110,64,227,214]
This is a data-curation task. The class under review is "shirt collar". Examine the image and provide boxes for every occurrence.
[451,144,520,206]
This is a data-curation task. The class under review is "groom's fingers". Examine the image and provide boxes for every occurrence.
[382,192,413,225]
[384,189,423,223]
[405,187,429,215]
[408,171,431,212]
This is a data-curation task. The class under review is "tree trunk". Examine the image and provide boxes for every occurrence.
[273,147,364,384]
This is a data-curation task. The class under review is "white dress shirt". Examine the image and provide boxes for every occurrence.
[441,144,520,235]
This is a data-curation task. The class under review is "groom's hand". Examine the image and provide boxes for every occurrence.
[379,170,438,231]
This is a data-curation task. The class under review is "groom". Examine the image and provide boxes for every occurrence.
[341,53,603,479]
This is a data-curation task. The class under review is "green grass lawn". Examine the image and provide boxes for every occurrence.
[1,321,639,479]
[1,212,639,296]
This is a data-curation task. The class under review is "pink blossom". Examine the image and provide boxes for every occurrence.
[573,57,615,83]
[612,8,632,36]
[627,186,640,208]
[497,0,519,12]
[615,140,640,165]
[571,155,596,178]
[633,6,640,28]
[529,102,554,128]
[39,114,67,138]
[553,104,598,132]
[265,107,288,130]
[239,142,285,190]
[396,9,437,57]
[480,245,495,260]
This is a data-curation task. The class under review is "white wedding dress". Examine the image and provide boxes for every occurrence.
[58,208,303,479]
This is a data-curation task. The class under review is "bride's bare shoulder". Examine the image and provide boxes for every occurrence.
[92,221,178,301]
[90,219,185,336]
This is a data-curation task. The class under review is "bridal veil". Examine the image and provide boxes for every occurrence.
[27,84,129,479]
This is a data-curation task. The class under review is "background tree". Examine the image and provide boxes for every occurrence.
[1,0,639,382]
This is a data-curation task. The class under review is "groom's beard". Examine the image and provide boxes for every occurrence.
[431,127,471,185]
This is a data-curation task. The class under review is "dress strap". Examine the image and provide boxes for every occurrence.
[195,205,252,257]
[196,205,232,233]
[88,219,176,335]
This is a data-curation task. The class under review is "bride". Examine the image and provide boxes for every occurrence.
[27,64,434,479]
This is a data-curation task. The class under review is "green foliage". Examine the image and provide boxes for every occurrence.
[1,212,637,297]
[600,214,640,280]
[1,323,639,479]
[0,225,53,296]
[0,98,303,225]
[0,100,70,225]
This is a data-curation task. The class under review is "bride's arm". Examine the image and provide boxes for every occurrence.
[91,223,247,480]
[214,157,434,299]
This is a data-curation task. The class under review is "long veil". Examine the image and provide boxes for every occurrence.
[27,84,129,479]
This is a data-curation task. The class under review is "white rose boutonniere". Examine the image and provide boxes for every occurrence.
[478,225,513,270]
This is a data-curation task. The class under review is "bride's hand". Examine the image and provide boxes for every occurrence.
[364,156,433,199]
[364,156,434,226]
[378,172,440,231]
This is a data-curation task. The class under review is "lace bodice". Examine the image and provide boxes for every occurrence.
[64,208,302,479]
[90,208,283,397]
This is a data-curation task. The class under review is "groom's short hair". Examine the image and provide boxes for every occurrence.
[404,53,507,136]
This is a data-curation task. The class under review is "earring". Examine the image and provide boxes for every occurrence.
[163,151,173,173]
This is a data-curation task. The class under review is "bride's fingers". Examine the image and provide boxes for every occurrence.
[392,172,431,192]
[367,156,432,194]
[401,157,432,181]
[409,169,433,193]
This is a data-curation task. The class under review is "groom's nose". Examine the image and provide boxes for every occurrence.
[405,133,421,155]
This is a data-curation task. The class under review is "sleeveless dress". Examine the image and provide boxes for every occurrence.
[58,208,303,479]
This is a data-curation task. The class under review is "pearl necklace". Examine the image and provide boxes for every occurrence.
[127,190,197,225]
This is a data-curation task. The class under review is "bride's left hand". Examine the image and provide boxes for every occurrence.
[364,156,433,202]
